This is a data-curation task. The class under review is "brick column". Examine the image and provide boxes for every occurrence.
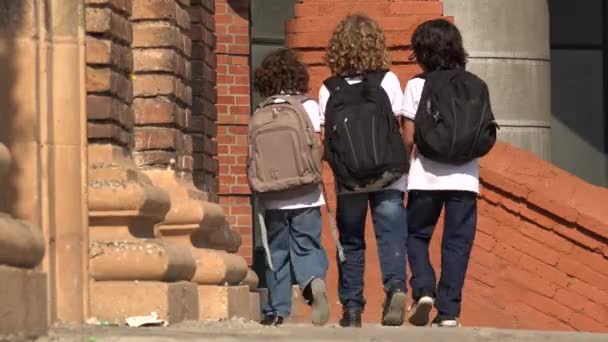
[86,0,200,324]
[128,0,254,321]
[191,0,220,202]
[215,0,252,264]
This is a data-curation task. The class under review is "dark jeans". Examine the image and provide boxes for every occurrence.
[263,207,328,318]
[336,190,408,310]
[407,190,477,318]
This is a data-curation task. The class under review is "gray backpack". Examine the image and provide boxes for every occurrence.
[247,95,323,193]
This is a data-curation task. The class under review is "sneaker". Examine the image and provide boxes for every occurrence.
[408,296,434,326]
[339,308,362,328]
[431,315,461,327]
[381,289,406,326]
[260,314,284,326]
[309,278,330,326]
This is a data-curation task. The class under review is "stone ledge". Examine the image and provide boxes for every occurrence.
[90,280,198,324]
[0,266,47,337]
[197,285,251,321]
[480,143,608,251]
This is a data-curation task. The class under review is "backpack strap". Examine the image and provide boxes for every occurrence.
[364,70,388,87]
[323,76,350,93]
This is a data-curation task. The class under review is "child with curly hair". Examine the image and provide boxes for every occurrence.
[320,14,409,328]
[251,48,329,327]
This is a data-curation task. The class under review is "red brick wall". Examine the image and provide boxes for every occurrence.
[286,0,447,94]
[215,0,252,263]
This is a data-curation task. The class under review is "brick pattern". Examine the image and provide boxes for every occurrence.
[286,0,447,96]
[191,0,220,200]
[131,0,194,172]
[215,0,252,263]
[86,0,134,148]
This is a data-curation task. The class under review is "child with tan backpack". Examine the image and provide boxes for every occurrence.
[248,48,331,326]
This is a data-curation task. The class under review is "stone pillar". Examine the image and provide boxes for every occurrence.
[86,0,198,323]
[443,0,551,159]
[0,0,89,326]
[130,0,253,321]
[0,144,47,336]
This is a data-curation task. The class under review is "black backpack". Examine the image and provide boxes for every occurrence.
[323,71,409,192]
[414,69,498,165]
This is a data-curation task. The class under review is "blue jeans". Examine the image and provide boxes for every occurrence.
[407,190,477,318]
[336,190,408,310]
[263,206,328,318]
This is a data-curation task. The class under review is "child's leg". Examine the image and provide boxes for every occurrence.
[288,207,328,290]
[369,189,408,326]
[369,189,408,293]
[336,192,369,311]
[435,191,477,319]
[406,190,444,301]
[288,206,329,325]
[263,209,294,318]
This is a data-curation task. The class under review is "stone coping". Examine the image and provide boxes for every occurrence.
[480,143,608,256]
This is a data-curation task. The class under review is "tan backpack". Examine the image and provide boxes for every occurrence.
[247,95,322,194]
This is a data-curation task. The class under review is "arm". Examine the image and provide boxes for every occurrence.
[403,117,415,158]
[318,129,324,160]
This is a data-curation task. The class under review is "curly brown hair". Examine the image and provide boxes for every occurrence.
[253,48,309,97]
[324,14,391,76]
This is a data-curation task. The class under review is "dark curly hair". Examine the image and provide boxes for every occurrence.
[410,19,468,72]
[253,48,309,97]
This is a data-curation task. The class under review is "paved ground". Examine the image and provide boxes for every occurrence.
[27,320,608,342]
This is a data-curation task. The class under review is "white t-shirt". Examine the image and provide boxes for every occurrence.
[403,78,480,193]
[261,98,326,210]
[318,71,407,193]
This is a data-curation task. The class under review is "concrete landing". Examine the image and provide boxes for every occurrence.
[41,321,608,342]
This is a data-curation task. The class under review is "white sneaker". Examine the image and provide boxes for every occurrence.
[408,296,434,326]
[431,316,461,327]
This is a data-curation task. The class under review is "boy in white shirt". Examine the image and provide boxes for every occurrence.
[402,19,485,328]
[320,14,409,328]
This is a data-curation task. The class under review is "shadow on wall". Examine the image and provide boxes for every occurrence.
[227,0,248,20]
[0,1,26,215]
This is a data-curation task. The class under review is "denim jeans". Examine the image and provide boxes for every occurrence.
[407,190,477,318]
[262,206,328,318]
[336,189,408,310]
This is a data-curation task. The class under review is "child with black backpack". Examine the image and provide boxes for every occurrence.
[403,19,497,328]
[249,49,329,326]
[320,14,410,327]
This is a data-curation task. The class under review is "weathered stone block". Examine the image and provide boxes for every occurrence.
[85,7,132,44]
[133,97,186,127]
[86,36,133,73]
[197,285,250,320]
[87,95,134,129]
[133,127,182,151]
[86,67,133,103]
[133,21,192,56]
[88,122,131,146]
[90,281,198,323]
[134,48,191,80]
[133,74,191,106]
[249,292,261,322]
[132,0,191,31]
[0,266,47,337]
